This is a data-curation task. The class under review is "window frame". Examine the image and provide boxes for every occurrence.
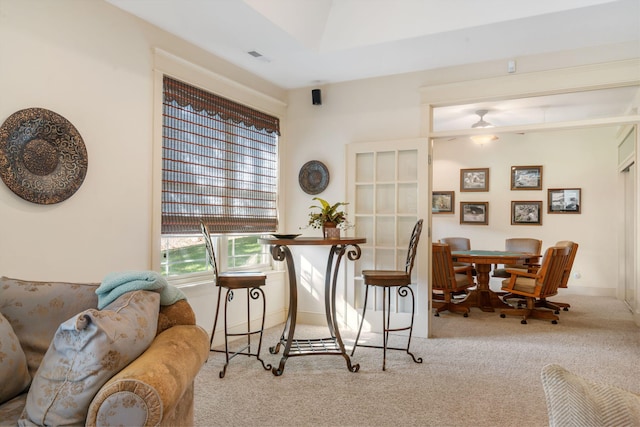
[152,49,286,281]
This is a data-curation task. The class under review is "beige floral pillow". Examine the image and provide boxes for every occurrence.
[0,311,30,404]
[19,290,159,427]
[0,276,100,377]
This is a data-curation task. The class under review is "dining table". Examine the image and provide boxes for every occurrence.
[450,250,540,312]
[258,236,366,376]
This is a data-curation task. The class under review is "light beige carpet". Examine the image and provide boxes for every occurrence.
[194,295,640,427]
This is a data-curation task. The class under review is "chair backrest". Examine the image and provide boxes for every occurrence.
[200,220,219,283]
[554,241,579,288]
[432,243,459,291]
[504,238,542,268]
[404,219,424,275]
[534,245,572,298]
[440,237,470,251]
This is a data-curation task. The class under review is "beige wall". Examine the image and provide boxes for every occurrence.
[0,0,284,283]
[1,0,637,329]
[433,128,620,296]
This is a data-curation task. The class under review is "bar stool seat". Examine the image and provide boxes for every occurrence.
[201,221,271,378]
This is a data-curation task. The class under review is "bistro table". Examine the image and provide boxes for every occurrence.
[258,236,366,376]
[451,250,540,312]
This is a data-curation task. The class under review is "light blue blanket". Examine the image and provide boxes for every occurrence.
[96,271,186,309]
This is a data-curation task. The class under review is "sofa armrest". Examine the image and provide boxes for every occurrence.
[86,325,209,427]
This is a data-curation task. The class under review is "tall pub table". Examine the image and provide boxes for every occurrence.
[258,236,366,376]
[450,250,540,312]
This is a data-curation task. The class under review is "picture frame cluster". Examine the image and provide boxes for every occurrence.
[433,165,581,226]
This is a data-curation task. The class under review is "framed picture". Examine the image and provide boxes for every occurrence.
[460,202,488,225]
[511,165,543,190]
[511,201,542,225]
[432,191,454,214]
[460,168,489,192]
[548,188,581,214]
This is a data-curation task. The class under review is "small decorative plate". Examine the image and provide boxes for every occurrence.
[272,234,301,239]
[298,160,329,195]
[0,108,88,204]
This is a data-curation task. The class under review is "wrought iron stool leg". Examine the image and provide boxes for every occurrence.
[382,287,389,371]
[220,288,233,378]
[351,284,370,356]
[208,286,223,352]
[251,287,272,372]
[402,286,423,365]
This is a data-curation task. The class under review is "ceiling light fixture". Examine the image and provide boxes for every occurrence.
[470,109,498,144]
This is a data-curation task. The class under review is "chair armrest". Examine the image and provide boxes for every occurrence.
[86,325,209,427]
[453,265,474,274]
[505,268,537,278]
[501,269,538,292]
[524,262,541,273]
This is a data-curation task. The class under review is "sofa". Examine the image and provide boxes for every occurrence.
[541,364,640,426]
[0,276,210,426]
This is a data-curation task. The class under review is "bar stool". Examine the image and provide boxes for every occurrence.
[200,221,271,378]
[351,219,424,371]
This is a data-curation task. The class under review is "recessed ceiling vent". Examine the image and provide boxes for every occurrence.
[247,50,271,63]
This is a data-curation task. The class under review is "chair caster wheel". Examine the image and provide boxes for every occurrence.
[552,320,558,324]
[554,310,560,315]
[521,320,527,324]
[563,307,569,311]
[500,314,506,318]
[434,312,439,317]
[463,313,468,317]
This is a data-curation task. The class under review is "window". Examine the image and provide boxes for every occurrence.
[161,76,279,276]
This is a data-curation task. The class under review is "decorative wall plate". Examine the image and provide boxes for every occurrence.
[0,108,88,204]
[298,160,329,195]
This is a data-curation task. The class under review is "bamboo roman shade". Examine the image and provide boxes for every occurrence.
[162,76,279,234]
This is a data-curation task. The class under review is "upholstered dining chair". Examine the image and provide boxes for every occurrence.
[536,241,578,313]
[439,237,470,253]
[432,243,475,317]
[492,238,542,278]
[200,221,271,378]
[499,245,571,324]
[351,219,424,371]
[440,237,474,272]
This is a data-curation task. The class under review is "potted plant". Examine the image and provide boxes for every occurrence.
[307,197,350,238]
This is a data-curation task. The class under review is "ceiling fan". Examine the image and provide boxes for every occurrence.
[471,109,494,128]
[438,108,521,143]
[470,110,498,144]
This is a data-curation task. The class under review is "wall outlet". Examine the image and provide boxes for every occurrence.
[507,60,516,73]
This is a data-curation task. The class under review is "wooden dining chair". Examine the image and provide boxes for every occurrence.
[492,238,542,278]
[535,241,578,313]
[439,237,475,272]
[200,220,272,378]
[432,243,475,317]
[351,219,423,371]
[499,245,571,324]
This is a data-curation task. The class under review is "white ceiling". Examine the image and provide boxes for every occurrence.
[106,0,640,129]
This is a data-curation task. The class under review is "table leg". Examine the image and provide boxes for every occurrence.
[268,244,296,376]
[268,243,360,375]
[325,245,359,373]
[463,263,510,312]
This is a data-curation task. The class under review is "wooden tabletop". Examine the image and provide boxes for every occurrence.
[451,250,539,264]
[259,236,367,246]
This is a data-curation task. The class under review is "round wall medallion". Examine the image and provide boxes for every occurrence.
[298,160,329,195]
[0,108,88,204]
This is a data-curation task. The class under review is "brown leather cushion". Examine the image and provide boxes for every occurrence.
[362,270,410,287]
